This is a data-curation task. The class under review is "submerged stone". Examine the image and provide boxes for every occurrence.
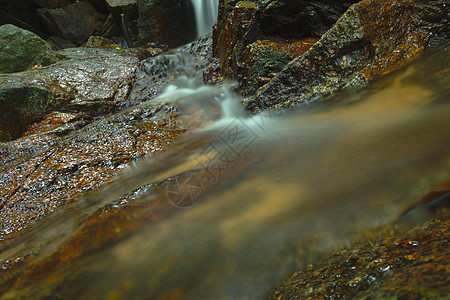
[0,24,59,74]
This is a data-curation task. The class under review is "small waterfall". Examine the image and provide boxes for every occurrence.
[190,0,219,37]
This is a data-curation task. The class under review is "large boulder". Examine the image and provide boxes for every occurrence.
[213,0,358,73]
[137,0,197,48]
[0,24,58,73]
[244,0,449,111]
[0,48,148,121]
[212,0,358,96]
[0,87,63,141]
[36,1,99,46]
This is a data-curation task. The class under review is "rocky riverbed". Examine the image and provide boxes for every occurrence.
[0,0,449,299]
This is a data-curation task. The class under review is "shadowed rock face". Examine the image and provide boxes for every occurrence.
[0,87,62,141]
[212,0,358,92]
[244,0,449,111]
[137,0,197,48]
[36,1,99,46]
[212,0,448,111]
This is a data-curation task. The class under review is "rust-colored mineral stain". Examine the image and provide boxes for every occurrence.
[359,0,436,80]
[252,39,319,58]
[23,112,79,136]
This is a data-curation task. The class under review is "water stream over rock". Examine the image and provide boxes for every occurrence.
[190,0,219,37]
[0,47,448,299]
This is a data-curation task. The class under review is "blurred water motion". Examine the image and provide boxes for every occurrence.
[0,48,449,299]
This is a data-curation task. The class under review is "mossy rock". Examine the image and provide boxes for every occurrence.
[0,24,58,74]
[0,87,62,141]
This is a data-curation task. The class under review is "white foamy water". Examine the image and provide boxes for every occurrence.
[190,0,219,37]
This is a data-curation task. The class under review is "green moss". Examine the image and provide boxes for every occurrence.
[251,49,292,77]
[0,24,58,73]
[0,87,60,141]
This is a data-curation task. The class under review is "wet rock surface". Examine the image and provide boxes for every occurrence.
[245,0,449,111]
[240,38,318,95]
[0,101,186,242]
[0,24,59,73]
[271,212,450,299]
[128,34,215,106]
[212,0,358,95]
[0,0,449,299]
[0,32,215,255]
[0,87,64,141]
[0,47,149,141]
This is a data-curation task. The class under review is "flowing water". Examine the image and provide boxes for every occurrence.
[0,48,449,299]
[190,0,219,37]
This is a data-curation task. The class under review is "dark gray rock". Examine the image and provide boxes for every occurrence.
[0,24,58,73]
[137,0,196,48]
[36,1,99,46]
[0,47,154,142]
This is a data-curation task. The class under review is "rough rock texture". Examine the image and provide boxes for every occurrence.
[240,38,318,95]
[0,24,58,73]
[213,0,259,79]
[137,0,196,48]
[271,212,450,299]
[36,1,99,46]
[245,0,449,111]
[0,48,150,128]
[0,87,64,141]
[0,101,186,243]
[0,35,216,240]
[83,35,121,48]
[212,0,357,94]
[0,1,44,36]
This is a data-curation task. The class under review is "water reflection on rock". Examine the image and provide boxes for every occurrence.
[0,47,449,299]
